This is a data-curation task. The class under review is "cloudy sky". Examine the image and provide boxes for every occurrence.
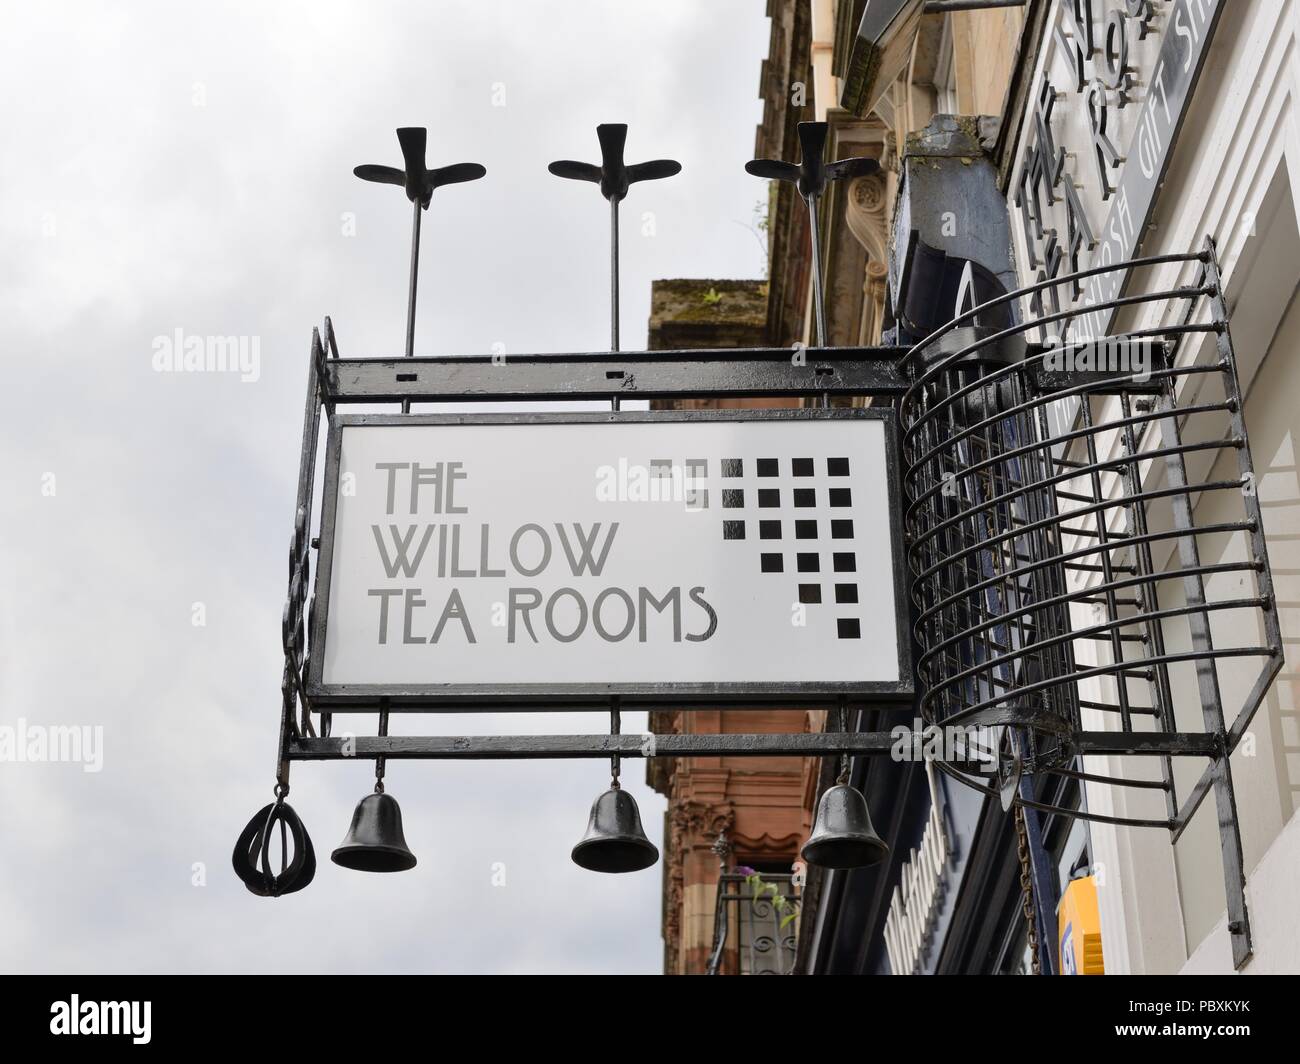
[0,0,770,973]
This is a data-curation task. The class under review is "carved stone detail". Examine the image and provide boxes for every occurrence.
[663,800,735,974]
[845,172,889,264]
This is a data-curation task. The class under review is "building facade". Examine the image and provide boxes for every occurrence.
[652,0,1300,975]
[999,0,1300,976]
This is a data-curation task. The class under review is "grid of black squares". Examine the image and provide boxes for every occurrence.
[719,456,861,639]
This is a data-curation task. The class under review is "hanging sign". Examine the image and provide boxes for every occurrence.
[306,409,910,707]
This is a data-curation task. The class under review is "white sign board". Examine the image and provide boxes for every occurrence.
[307,410,910,706]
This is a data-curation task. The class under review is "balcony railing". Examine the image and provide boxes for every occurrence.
[706,872,800,975]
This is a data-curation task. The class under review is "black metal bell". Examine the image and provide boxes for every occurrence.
[331,790,417,873]
[801,784,889,869]
[572,787,659,873]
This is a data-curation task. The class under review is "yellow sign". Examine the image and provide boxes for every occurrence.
[1058,875,1104,975]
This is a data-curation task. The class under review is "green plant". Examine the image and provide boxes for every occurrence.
[742,871,800,930]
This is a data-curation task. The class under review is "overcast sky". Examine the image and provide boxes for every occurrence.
[0,0,770,973]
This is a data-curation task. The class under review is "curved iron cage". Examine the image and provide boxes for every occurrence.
[898,241,1283,830]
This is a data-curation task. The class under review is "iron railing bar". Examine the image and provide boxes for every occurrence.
[932,758,1173,828]
[903,343,1220,456]
[926,646,1274,729]
[906,394,1235,517]
[910,476,1249,584]
[1171,759,1218,841]
[901,251,1208,374]
[912,550,1245,668]
[918,597,1265,696]
[902,281,1213,408]
[913,525,1258,638]
[1078,394,1136,730]
[1047,766,1170,790]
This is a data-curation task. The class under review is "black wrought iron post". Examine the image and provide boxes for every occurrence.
[354,127,486,412]
[549,123,680,411]
[747,121,879,406]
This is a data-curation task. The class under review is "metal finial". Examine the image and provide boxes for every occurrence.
[354,127,486,410]
[746,121,879,351]
[710,831,733,867]
[549,124,681,409]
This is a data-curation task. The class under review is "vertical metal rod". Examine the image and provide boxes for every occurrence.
[836,699,849,783]
[610,196,621,413]
[375,706,389,791]
[1117,390,1179,824]
[402,198,423,414]
[807,195,830,408]
[1202,238,1265,968]
[610,699,621,785]
[276,329,326,790]
[1206,236,1283,738]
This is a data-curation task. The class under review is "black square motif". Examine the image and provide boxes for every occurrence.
[797,552,819,573]
[831,519,854,539]
[795,520,817,539]
[798,584,821,604]
[828,457,850,476]
[759,520,782,540]
[761,553,783,573]
[757,458,779,477]
[829,488,851,507]
[837,618,861,639]
[758,489,780,508]
[835,583,858,604]
[792,458,814,477]
[793,488,815,508]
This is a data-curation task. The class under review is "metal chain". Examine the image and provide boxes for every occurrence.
[1013,802,1041,975]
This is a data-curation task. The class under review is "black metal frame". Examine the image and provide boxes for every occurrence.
[305,407,913,708]
[321,347,907,403]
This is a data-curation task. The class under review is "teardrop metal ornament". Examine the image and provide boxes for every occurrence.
[232,800,317,897]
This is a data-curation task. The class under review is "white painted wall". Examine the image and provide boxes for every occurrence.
[1006,0,1300,973]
